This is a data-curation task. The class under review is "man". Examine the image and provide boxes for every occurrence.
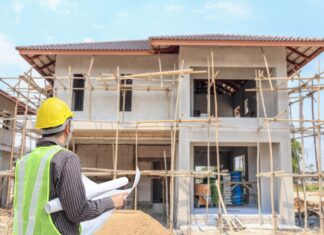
[13,97,127,235]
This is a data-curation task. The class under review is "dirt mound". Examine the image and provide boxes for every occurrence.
[96,210,170,235]
[0,209,12,235]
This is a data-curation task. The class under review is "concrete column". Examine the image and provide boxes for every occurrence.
[277,136,295,225]
[175,129,191,227]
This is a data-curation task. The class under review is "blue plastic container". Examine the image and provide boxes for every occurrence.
[230,171,244,205]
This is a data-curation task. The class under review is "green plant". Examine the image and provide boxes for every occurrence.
[291,139,302,173]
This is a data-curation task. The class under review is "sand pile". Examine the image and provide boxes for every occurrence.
[96,210,170,235]
[0,209,12,235]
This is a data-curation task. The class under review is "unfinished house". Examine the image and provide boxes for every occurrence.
[15,34,324,231]
[0,89,35,207]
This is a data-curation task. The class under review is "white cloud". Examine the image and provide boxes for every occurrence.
[165,4,183,13]
[0,33,27,71]
[12,0,24,22]
[117,10,130,18]
[39,0,63,10]
[38,0,78,15]
[196,0,251,20]
[83,38,95,43]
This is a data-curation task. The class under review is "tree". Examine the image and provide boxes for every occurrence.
[291,139,302,173]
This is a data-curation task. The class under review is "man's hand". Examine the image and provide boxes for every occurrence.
[111,192,128,209]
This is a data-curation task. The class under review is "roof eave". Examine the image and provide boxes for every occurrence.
[0,90,36,115]
[150,39,324,47]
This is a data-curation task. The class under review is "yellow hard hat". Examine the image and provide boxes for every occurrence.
[35,97,74,129]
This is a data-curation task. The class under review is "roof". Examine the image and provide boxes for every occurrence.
[16,40,150,52]
[16,33,324,77]
[0,89,36,115]
[150,34,324,43]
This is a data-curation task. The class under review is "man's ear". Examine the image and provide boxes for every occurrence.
[64,122,70,135]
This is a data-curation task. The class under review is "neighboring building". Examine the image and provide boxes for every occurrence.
[17,34,324,227]
[0,89,35,207]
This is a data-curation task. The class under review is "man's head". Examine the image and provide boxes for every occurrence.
[35,97,74,146]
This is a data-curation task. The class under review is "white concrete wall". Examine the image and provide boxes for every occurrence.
[54,54,178,122]
[0,96,15,148]
[76,144,170,203]
[0,150,10,206]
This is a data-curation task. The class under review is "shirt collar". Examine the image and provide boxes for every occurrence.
[36,137,64,148]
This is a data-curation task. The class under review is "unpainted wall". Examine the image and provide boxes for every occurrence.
[55,54,178,122]
[76,144,170,203]
[0,96,15,148]
[0,150,10,207]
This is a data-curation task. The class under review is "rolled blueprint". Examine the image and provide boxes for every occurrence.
[80,167,141,235]
[44,175,130,214]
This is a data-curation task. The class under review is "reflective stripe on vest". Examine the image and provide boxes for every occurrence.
[25,146,61,235]
[17,154,30,235]
[13,145,63,235]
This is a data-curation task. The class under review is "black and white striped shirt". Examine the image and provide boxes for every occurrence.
[36,137,114,235]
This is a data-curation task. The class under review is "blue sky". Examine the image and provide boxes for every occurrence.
[0,0,324,75]
[0,0,323,170]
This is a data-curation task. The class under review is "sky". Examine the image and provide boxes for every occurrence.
[0,0,323,170]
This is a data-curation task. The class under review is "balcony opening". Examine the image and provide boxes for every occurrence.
[192,79,257,118]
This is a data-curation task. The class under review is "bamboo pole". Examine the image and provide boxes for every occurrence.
[210,52,232,232]
[164,150,170,228]
[19,71,32,156]
[113,67,120,179]
[1,168,322,178]
[257,70,277,232]
[260,47,273,90]
[298,78,308,229]
[134,127,138,210]
[256,70,263,225]
[206,55,211,225]
[68,66,73,108]
[87,57,95,120]
[169,60,184,233]
[6,80,19,208]
[103,69,205,79]
[316,61,324,232]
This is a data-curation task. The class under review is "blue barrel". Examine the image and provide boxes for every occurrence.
[230,171,244,205]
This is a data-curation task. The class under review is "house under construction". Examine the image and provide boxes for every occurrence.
[0,34,323,233]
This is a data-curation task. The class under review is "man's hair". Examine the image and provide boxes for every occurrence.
[41,118,71,138]
[42,129,65,138]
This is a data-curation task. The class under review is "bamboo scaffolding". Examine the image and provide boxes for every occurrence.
[206,56,211,226]
[298,79,308,229]
[2,167,323,179]
[1,52,324,235]
[256,70,263,225]
[169,60,184,233]
[163,150,170,228]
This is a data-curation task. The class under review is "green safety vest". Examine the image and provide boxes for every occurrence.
[13,145,63,235]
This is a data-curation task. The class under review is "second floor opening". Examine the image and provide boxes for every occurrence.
[191,67,277,118]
